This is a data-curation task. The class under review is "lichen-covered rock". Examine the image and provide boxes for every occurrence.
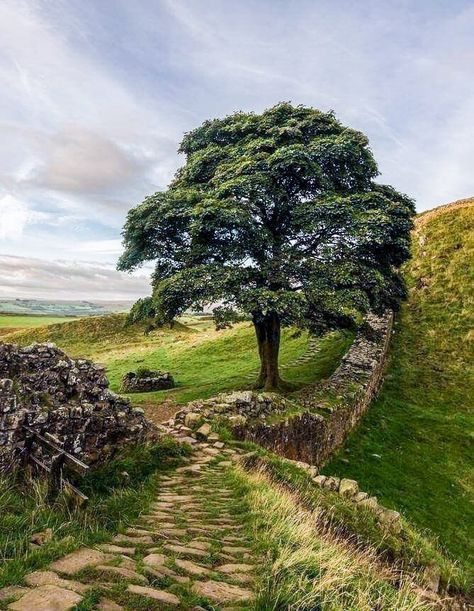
[174,390,293,428]
[122,370,175,393]
[0,342,151,471]
[339,478,359,497]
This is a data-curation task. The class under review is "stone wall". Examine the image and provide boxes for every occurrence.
[0,342,151,472]
[232,311,394,467]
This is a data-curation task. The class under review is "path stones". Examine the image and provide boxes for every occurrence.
[143,553,166,568]
[192,580,253,603]
[163,543,207,558]
[95,565,148,584]
[98,544,136,556]
[127,584,180,606]
[174,559,211,576]
[24,570,88,593]
[222,545,251,554]
[49,548,107,575]
[0,587,27,602]
[218,563,255,574]
[8,584,82,611]
[5,438,258,610]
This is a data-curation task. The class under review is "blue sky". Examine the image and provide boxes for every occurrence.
[0,0,473,299]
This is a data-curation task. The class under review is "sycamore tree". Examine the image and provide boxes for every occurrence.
[118,103,414,391]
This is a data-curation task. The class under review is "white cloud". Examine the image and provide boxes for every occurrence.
[0,254,151,300]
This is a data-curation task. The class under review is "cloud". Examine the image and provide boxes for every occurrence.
[32,128,148,193]
[0,255,151,301]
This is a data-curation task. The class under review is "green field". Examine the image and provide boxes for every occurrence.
[327,202,474,573]
[0,314,75,330]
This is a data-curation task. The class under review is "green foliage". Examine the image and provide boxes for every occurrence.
[119,103,414,337]
[326,202,474,577]
[134,366,155,379]
[125,296,156,326]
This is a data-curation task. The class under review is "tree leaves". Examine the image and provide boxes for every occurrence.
[119,103,415,331]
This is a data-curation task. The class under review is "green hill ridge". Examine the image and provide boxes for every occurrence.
[327,198,474,572]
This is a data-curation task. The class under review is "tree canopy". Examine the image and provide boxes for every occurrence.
[118,103,414,389]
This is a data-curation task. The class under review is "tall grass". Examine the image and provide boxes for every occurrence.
[237,468,428,611]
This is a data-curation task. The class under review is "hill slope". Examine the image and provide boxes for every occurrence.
[327,198,474,571]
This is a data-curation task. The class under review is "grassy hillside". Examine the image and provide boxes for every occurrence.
[6,314,353,420]
[327,199,474,573]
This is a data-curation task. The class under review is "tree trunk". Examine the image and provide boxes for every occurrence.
[253,312,285,391]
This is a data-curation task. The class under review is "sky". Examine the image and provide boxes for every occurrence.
[0,0,473,301]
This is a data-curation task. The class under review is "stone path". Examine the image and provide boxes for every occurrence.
[0,441,257,610]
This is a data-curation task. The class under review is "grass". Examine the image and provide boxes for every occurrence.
[0,314,75,335]
[7,315,351,410]
[234,445,469,594]
[326,201,474,576]
[224,465,429,610]
[0,438,190,594]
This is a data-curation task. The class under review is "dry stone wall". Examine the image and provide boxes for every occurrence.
[232,311,394,467]
[0,342,151,472]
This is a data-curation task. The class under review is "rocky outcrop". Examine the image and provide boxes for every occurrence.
[0,342,150,471]
[122,370,175,393]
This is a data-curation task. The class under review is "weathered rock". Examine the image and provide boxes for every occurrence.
[127,585,180,606]
[195,423,211,441]
[95,565,148,584]
[423,564,441,592]
[0,586,28,602]
[358,496,379,510]
[218,563,254,574]
[163,544,207,558]
[142,553,166,568]
[122,371,175,393]
[184,412,201,428]
[338,478,359,497]
[29,528,53,547]
[313,475,327,487]
[0,343,150,471]
[98,544,136,556]
[192,580,253,603]
[174,559,210,576]
[49,548,107,575]
[7,584,82,611]
[24,570,88,593]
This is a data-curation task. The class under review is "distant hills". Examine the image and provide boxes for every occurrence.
[0,298,133,317]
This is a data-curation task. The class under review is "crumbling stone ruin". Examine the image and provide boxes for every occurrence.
[0,342,150,472]
[122,370,175,393]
